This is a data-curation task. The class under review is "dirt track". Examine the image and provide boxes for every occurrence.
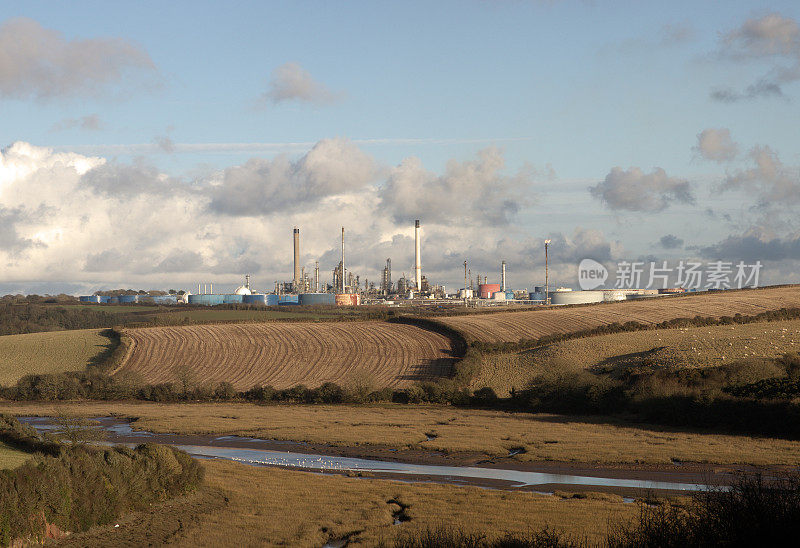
[439,286,800,343]
[114,321,454,390]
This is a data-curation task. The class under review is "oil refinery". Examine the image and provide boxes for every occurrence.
[79,219,681,308]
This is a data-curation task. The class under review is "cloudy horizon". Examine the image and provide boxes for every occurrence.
[1,3,799,295]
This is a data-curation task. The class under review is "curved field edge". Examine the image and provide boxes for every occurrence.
[112,321,457,390]
[436,286,800,345]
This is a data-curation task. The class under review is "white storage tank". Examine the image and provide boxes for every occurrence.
[550,290,605,305]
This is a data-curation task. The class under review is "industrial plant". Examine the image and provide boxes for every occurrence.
[80,219,682,307]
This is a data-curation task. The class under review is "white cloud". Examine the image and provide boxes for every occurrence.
[0,18,156,100]
[589,167,694,212]
[694,128,738,162]
[261,62,341,105]
[721,145,800,208]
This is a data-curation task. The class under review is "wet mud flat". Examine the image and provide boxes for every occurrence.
[20,416,777,496]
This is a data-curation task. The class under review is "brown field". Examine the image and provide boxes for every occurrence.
[5,401,800,465]
[62,459,636,547]
[473,319,800,396]
[0,441,31,470]
[113,321,453,390]
[439,285,800,343]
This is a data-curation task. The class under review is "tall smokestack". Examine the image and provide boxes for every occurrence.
[314,261,319,292]
[293,227,300,291]
[341,227,346,293]
[501,261,506,292]
[414,220,422,290]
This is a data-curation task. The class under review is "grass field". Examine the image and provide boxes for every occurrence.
[114,322,454,390]
[4,401,800,466]
[472,319,800,396]
[0,441,31,469]
[61,459,636,547]
[439,286,800,343]
[0,328,110,386]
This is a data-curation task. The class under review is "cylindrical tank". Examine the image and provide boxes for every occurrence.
[118,295,139,304]
[492,291,506,301]
[335,294,360,306]
[550,290,604,305]
[505,290,514,300]
[98,296,111,303]
[153,295,178,305]
[223,294,244,304]
[279,294,299,305]
[478,283,502,299]
[299,293,335,306]
[243,294,279,306]
[458,289,473,299]
[79,295,102,303]
[187,294,224,306]
[529,291,544,301]
[108,297,119,304]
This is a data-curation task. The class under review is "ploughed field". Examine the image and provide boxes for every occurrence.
[439,285,800,343]
[114,322,453,390]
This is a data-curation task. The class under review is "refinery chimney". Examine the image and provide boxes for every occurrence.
[501,261,506,292]
[293,227,300,291]
[414,220,422,290]
[341,226,346,293]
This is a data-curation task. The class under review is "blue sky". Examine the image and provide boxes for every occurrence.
[1,1,799,294]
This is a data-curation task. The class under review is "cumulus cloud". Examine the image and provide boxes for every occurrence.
[711,14,800,102]
[589,167,694,212]
[261,62,341,105]
[701,229,800,263]
[378,147,533,226]
[659,234,684,249]
[0,18,156,100]
[208,138,376,215]
[694,128,738,161]
[51,114,103,132]
[721,146,800,208]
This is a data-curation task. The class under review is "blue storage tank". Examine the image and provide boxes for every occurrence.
[79,295,102,303]
[299,293,335,306]
[243,294,279,306]
[278,294,299,305]
[108,297,119,304]
[223,294,244,304]
[153,295,178,305]
[505,290,515,300]
[118,295,138,304]
[187,294,225,306]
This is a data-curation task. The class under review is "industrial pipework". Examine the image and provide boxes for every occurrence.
[414,219,422,290]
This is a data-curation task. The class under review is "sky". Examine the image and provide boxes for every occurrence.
[1,1,799,295]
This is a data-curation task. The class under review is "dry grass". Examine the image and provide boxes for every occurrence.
[440,286,800,343]
[114,322,453,390]
[0,329,109,386]
[4,401,800,466]
[472,319,800,396]
[179,460,636,546]
[0,440,31,469]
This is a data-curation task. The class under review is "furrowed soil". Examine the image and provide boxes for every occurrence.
[439,285,800,343]
[113,322,454,390]
[5,402,800,466]
[0,328,110,386]
[472,319,800,396]
[61,459,637,547]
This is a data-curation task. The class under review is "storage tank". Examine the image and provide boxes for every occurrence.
[223,294,244,304]
[187,294,224,306]
[550,290,604,305]
[505,290,515,300]
[118,295,139,304]
[478,283,502,299]
[98,296,111,303]
[153,295,178,305]
[79,295,102,303]
[243,294,279,306]
[492,291,506,301]
[335,294,360,306]
[299,293,335,306]
[458,289,473,299]
[279,294,299,305]
[108,297,119,304]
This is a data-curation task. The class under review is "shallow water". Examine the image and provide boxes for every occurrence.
[20,417,709,492]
